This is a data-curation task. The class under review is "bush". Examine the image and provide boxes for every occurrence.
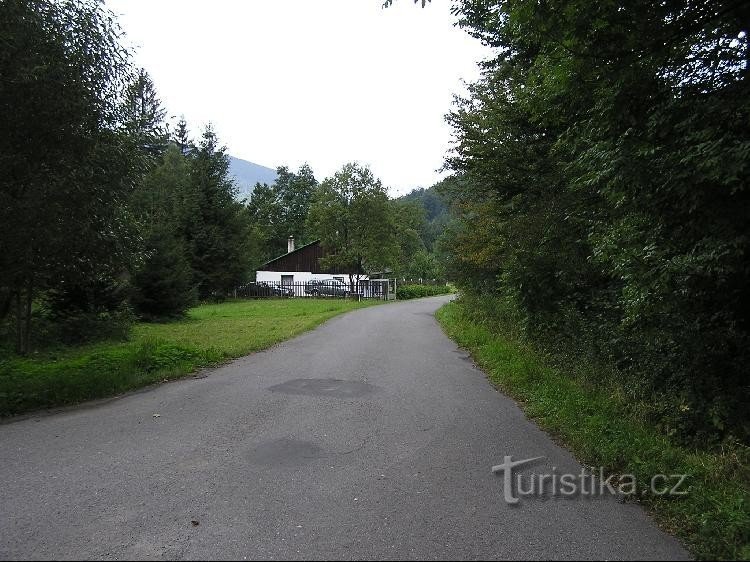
[131,230,197,320]
[33,308,134,347]
[396,283,452,300]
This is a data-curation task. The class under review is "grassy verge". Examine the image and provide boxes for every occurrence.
[0,298,377,417]
[436,300,749,561]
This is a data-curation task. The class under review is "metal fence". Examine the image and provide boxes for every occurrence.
[397,278,447,286]
[234,279,395,301]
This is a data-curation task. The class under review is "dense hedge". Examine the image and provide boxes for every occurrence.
[396,284,452,300]
[442,1,750,445]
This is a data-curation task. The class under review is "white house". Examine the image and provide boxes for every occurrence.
[255,237,369,287]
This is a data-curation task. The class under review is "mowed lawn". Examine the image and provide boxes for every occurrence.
[0,298,378,417]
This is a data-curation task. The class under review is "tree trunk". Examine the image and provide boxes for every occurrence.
[0,288,12,322]
[23,279,33,354]
[13,280,33,355]
[15,288,23,355]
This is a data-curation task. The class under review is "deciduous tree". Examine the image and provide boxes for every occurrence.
[0,0,139,353]
[307,163,399,286]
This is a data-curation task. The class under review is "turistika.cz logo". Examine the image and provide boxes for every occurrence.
[491,456,689,505]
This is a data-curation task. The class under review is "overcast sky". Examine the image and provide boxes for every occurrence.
[106,0,490,195]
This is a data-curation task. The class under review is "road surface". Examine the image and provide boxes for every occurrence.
[0,296,688,560]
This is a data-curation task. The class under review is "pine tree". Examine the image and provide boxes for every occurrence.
[129,145,198,318]
[131,227,196,319]
[186,125,248,299]
[172,117,193,157]
[123,68,168,159]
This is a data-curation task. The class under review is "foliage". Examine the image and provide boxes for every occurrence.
[129,144,198,318]
[130,228,196,320]
[398,183,450,251]
[0,0,140,354]
[390,199,427,275]
[172,117,193,156]
[307,163,400,282]
[396,283,452,300]
[273,164,318,244]
[444,0,750,444]
[245,164,318,267]
[437,299,750,561]
[185,125,249,299]
[122,68,168,159]
[29,307,134,349]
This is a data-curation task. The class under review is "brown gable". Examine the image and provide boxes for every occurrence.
[258,240,359,274]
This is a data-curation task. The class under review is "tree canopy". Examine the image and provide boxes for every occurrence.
[307,163,399,282]
[0,0,140,353]
[441,0,750,443]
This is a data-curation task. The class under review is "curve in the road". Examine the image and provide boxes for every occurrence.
[0,295,689,560]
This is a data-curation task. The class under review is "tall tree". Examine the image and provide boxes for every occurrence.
[445,0,750,442]
[172,116,193,157]
[0,0,139,353]
[245,182,282,266]
[307,163,399,285]
[390,199,427,276]
[274,164,318,243]
[129,145,197,318]
[245,164,318,266]
[123,68,168,159]
[186,125,249,298]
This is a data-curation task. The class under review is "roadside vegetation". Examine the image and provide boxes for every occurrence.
[0,298,375,417]
[396,284,453,300]
[439,1,749,447]
[437,299,749,561]
[432,3,749,558]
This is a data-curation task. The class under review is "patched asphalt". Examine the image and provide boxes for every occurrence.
[0,295,689,560]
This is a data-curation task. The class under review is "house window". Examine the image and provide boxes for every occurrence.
[333,276,345,283]
[281,275,294,286]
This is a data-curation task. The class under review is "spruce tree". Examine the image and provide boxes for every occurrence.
[130,145,198,318]
[187,125,248,299]
[131,227,196,319]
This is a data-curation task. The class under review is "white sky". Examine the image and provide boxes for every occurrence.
[106,0,490,195]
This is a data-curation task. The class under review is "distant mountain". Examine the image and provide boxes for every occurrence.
[227,155,278,199]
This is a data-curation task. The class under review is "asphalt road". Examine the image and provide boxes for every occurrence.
[0,296,689,560]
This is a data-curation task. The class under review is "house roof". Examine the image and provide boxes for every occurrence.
[257,239,363,275]
[257,239,321,270]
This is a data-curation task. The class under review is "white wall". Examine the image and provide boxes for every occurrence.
[256,271,369,284]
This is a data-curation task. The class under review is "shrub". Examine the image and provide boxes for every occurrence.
[131,230,197,320]
[396,283,452,300]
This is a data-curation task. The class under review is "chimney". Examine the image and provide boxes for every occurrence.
[287,236,295,253]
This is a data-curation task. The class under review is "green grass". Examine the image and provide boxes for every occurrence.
[0,298,378,417]
[436,300,750,561]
